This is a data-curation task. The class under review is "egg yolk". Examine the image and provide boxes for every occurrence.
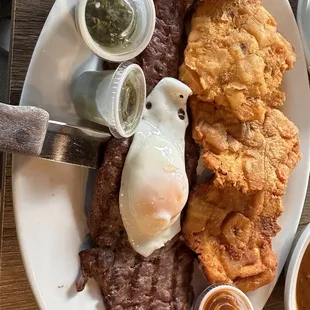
[132,179,187,236]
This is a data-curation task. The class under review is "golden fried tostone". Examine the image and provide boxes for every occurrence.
[190,97,301,196]
[183,182,283,292]
[179,0,296,121]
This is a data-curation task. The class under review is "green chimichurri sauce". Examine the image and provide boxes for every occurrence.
[85,0,136,48]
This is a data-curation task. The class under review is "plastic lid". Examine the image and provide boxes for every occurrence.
[103,61,146,138]
[76,0,156,62]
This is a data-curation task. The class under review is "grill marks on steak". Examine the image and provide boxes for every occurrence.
[79,240,194,309]
[136,0,195,93]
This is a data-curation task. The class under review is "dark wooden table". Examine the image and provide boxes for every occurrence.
[0,0,307,309]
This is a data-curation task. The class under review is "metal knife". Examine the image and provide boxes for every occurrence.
[0,102,111,169]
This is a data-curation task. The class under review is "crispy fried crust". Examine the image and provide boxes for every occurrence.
[183,182,283,292]
[179,0,300,295]
[190,97,301,195]
[179,0,296,121]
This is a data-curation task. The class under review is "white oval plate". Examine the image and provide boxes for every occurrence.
[12,0,310,309]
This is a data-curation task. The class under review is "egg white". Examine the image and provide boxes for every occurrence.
[119,78,192,257]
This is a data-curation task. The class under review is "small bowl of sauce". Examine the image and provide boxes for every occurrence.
[76,0,155,62]
[195,284,253,310]
[285,223,310,310]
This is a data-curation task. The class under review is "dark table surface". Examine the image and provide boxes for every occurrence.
[0,0,308,309]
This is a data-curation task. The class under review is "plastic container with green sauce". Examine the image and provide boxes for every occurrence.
[85,0,137,48]
[72,62,146,138]
[75,0,155,62]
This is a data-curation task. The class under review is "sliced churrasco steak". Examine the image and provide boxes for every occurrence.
[77,0,199,308]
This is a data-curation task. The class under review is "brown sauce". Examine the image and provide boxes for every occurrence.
[202,289,252,310]
[297,244,310,310]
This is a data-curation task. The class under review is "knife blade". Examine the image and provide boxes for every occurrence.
[0,102,111,169]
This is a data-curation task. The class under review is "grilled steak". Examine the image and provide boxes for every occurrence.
[77,136,197,309]
[136,0,196,94]
[86,138,131,248]
[77,0,198,308]
[78,239,194,310]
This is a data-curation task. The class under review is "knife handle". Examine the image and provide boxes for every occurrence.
[0,103,49,156]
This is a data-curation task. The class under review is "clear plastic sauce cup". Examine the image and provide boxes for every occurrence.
[73,62,146,138]
[75,0,156,62]
[195,284,254,310]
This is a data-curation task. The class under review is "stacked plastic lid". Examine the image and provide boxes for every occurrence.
[298,0,310,72]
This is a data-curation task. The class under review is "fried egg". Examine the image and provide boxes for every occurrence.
[119,78,192,257]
